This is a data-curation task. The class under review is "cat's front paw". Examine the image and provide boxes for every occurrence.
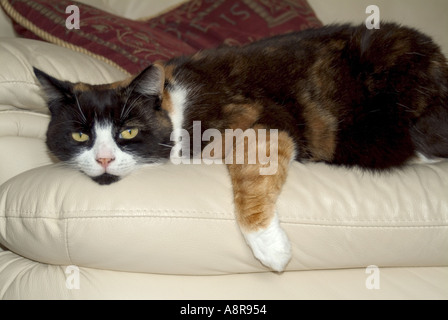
[243,216,291,272]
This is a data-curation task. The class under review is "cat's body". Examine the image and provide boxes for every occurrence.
[35,23,448,271]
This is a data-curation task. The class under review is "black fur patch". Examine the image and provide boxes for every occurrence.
[35,23,448,183]
[164,22,448,169]
[92,173,120,185]
[34,66,174,183]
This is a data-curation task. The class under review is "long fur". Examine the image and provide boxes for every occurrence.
[35,23,448,270]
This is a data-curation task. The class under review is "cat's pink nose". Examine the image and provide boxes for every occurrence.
[96,157,115,169]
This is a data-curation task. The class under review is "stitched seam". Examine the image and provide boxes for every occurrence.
[281,223,448,229]
[0,110,49,117]
[64,219,73,265]
[281,217,448,224]
[1,213,446,224]
[1,217,447,228]
[0,209,231,216]
[0,81,40,86]
[0,215,234,221]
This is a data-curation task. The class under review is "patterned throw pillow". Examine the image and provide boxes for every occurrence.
[1,0,322,75]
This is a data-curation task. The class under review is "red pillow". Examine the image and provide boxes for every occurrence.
[1,0,322,75]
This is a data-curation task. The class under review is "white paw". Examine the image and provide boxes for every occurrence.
[243,215,291,272]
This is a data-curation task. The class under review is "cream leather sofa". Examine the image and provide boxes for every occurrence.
[1,0,447,300]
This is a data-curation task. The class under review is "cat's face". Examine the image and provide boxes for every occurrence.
[34,65,173,185]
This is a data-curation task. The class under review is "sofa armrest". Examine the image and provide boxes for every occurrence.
[0,111,51,185]
[1,161,447,275]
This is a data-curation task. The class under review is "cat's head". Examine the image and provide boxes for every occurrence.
[34,65,173,185]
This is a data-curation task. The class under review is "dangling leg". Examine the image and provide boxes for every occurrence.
[226,127,296,272]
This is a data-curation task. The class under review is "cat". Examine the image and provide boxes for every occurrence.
[34,23,448,272]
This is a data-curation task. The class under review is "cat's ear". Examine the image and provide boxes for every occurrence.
[33,67,73,104]
[130,63,165,97]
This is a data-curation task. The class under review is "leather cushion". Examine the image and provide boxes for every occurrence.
[1,161,447,275]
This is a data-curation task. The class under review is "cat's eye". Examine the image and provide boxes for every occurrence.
[120,128,139,140]
[71,132,89,142]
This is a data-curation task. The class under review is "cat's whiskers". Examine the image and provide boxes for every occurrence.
[50,119,86,128]
[415,88,431,97]
[158,143,173,149]
[186,83,222,99]
[186,103,213,110]
[123,95,144,120]
[190,91,221,101]
[136,157,168,166]
[405,51,426,56]
[121,93,145,121]
[73,92,87,124]
[120,82,141,120]
[397,103,415,113]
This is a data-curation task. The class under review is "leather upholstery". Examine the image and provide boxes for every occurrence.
[1,0,447,299]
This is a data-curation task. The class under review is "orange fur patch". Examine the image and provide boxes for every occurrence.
[191,51,205,61]
[75,75,135,92]
[300,92,337,161]
[161,63,175,83]
[222,103,262,130]
[227,129,295,232]
[298,43,342,161]
[161,90,173,113]
[73,82,91,91]
[106,76,134,89]
[157,62,175,114]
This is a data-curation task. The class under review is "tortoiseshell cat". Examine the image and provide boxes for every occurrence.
[35,23,448,272]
